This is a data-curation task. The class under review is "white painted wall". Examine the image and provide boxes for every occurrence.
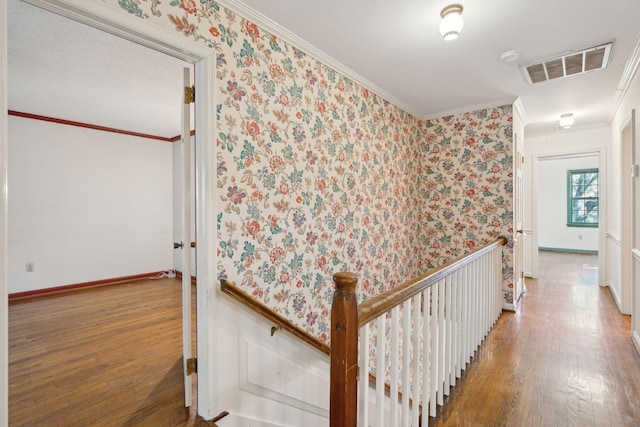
[7,116,174,293]
[524,126,609,278]
[538,155,599,251]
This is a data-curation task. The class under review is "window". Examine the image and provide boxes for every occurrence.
[567,168,599,227]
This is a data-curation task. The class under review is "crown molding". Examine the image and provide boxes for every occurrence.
[422,96,518,121]
[608,32,640,124]
[513,97,527,124]
[216,0,423,119]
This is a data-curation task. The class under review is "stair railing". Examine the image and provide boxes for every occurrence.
[330,236,507,426]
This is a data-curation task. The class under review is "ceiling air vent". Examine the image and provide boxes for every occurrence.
[521,42,613,85]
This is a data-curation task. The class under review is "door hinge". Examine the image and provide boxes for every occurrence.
[185,85,195,104]
[186,357,197,375]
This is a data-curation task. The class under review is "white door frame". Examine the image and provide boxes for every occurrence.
[1,0,219,420]
[531,148,608,287]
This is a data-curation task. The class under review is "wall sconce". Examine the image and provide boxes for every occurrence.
[439,4,464,42]
[559,113,574,129]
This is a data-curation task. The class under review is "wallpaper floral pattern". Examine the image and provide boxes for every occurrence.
[104,0,514,342]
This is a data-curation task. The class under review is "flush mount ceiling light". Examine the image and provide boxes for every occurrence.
[559,113,574,129]
[439,4,464,42]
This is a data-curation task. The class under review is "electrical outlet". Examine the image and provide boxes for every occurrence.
[26,262,34,272]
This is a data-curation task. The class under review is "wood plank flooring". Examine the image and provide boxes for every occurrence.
[9,278,199,427]
[432,251,640,426]
[9,251,640,426]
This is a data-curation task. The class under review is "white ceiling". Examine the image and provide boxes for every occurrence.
[8,0,640,136]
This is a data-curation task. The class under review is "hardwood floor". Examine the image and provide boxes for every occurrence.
[9,251,640,426]
[432,251,640,426]
[9,278,200,427]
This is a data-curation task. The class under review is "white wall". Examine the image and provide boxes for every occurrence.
[538,154,599,251]
[8,116,174,293]
[524,126,609,278]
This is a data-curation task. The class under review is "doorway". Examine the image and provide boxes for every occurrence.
[532,149,607,292]
[6,0,196,416]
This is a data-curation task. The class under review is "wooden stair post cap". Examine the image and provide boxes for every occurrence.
[332,272,358,294]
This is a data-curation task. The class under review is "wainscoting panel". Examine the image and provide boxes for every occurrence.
[215,288,330,426]
[238,334,329,417]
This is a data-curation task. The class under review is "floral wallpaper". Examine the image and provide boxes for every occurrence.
[101,0,514,342]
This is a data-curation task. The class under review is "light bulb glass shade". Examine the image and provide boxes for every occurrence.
[559,114,574,128]
[439,5,464,42]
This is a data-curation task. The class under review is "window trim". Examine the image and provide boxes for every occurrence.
[567,168,599,228]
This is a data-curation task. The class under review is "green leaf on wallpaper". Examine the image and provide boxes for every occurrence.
[219,241,233,258]
[313,195,324,211]
[288,82,303,102]
[264,266,276,284]
[240,40,254,58]
[441,136,452,146]
[240,140,255,159]
[283,232,294,247]
[462,199,472,210]
[269,38,282,52]
[247,105,259,122]
[201,1,219,11]
[289,169,303,184]
[282,145,294,159]
[216,104,222,121]
[345,210,354,223]
[282,57,294,73]
[119,0,146,17]
[327,69,336,82]
[270,132,282,143]
[290,253,303,269]
[240,242,255,261]
[169,0,179,6]
[264,173,276,190]
[344,141,354,154]
[247,204,260,220]
[314,274,324,289]
[326,217,336,230]
[313,117,323,132]
[217,212,222,230]
[270,223,282,234]
[476,161,488,172]
[263,80,276,97]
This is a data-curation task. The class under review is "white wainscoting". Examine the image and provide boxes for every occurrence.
[606,233,624,313]
[216,288,330,426]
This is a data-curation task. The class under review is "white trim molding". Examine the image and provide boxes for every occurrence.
[606,232,622,244]
[633,330,640,357]
[633,248,640,261]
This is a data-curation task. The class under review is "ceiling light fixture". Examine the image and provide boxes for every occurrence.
[439,4,464,42]
[559,113,574,129]
[499,50,520,63]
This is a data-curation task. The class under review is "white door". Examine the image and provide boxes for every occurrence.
[514,134,525,305]
[181,67,194,407]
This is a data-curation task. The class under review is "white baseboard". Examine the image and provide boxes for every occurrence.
[605,281,628,315]
[633,331,640,357]
[502,303,516,312]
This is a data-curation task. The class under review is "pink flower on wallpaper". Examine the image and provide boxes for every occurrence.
[179,0,197,14]
[245,121,260,141]
[244,20,260,41]
[209,27,220,37]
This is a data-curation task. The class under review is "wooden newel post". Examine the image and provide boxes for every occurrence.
[330,272,359,427]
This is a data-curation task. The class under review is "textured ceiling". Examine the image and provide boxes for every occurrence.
[8,0,640,136]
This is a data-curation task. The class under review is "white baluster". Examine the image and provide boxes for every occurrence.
[429,281,439,418]
[444,274,452,395]
[411,294,421,426]
[376,315,386,426]
[437,278,445,406]
[421,288,431,424]
[359,324,370,427]
[401,301,411,427]
[390,306,400,427]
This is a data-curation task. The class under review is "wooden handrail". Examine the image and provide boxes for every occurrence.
[358,236,507,326]
[220,279,330,355]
